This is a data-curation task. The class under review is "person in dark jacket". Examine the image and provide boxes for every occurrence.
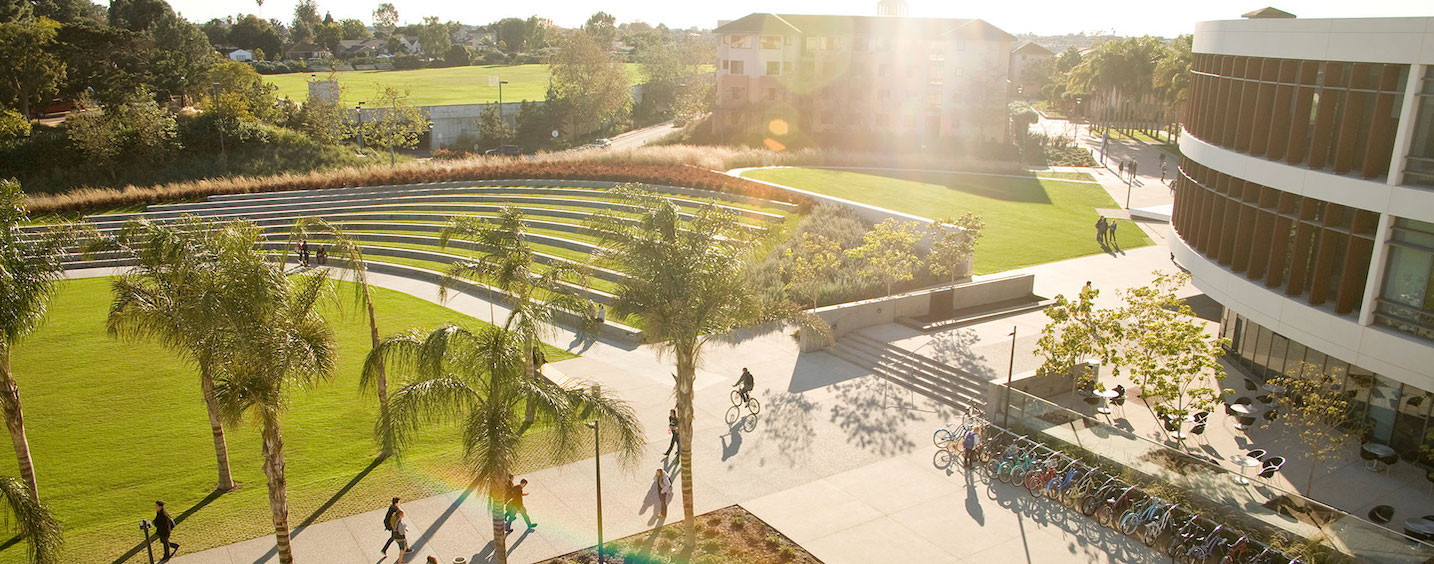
[380,497,401,555]
[154,500,179,560]
[664,408,680,457]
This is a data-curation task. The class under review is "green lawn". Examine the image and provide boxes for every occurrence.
[265,63,644,106]
[0,277,582,562]
[739,168,1151,275]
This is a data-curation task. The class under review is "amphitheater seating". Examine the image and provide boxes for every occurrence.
[37,180,799,344]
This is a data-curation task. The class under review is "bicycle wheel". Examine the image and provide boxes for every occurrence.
[1120,514,1139,536]
[748,398,760,415]
[1096,505,1113,527]
[997,464,1013,483]
[1081,495,1101,517]
[730,390,742,407]
[1010,466,1027,485]
[934,449,954,470]
[1140,524,1161,548]
[933,428,954,448]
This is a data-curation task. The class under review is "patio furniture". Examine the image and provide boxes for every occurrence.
[1263,409,1277,421]
[1235,415,1257,430]
[1244,379,1258,391]
[1246,449,1267,460]
[1232,454,1262,485]
[1259,456,1285,479]
[1188,423,1206,445]
[1095,389,1118,415]
[1404,518,1434,542]
[1363,443,1398,471]
[1111,396,1126,415]
[1370,505,1394,524]
[1235,396,1254,405]
[1193,411,1210,424]
[1256,393,1273,404]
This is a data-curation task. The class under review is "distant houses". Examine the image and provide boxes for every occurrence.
[216,47,255,62]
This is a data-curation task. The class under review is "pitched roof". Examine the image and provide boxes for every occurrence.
[1241,7,1296,18]
[1011,41,1054,56]
[713,13,1014,41]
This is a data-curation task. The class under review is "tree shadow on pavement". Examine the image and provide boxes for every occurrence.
[981,473,1166,563]
[924,329,998,383]
[757,392,818,465]
[828,378,920,457]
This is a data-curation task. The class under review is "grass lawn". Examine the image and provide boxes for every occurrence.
[265,64,644,106]
[739,168,1151,274]
[0,277,583,562]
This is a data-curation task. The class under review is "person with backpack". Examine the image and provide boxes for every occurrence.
[391,509,411,561]
[154,500,179,560]
[664,408,680,458]
[380,497,401,555]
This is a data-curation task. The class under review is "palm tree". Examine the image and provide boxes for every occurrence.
[106,217,275,492]
[281,217,396,456]
[438,208,595,424]
[587,187,830,547]
[0,474,62,563]
[0,179,71,500]
[363,323,643,564]
[1154,34,1193,138]
[213,270,338,564]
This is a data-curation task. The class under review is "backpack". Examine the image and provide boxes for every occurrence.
[962,431,976,450]
[383,509,395,531]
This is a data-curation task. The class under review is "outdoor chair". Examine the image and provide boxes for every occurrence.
[1225,404,1239,417]
[1380,452,1399,467]
[1369,505,1394,524]
[1256,394,1273,404]
[1261,456,1286,475]
[1246,449,1267,460]
[1193,411,1210,424]
[1111,396,1126,415]
[1164,419,1180,433]
[1189,423,1206,444]
[1360,446,1379,466]
[1113,385,1126,397]
[1235,396,1253,405]
[1244,379,1259,391]
[1237,415,1257,428]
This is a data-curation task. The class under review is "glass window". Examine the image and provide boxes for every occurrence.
[1404,70,1434,187]
[1392,384,1432,459]
[1376,218,1434,340]
[766,61,780,76]
[1252,326,1273,377]
[1346,366,1375,422]
[1369,375,1402,442]
[1283,341,1307,377]
[730,60,744,75]
[1266,334,1290,382]
[1240,323,1262,368]
[761,35,782,50]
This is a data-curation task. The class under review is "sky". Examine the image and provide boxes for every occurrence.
[160,0,1433,37]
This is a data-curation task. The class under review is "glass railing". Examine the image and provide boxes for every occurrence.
[994,386,1434,563]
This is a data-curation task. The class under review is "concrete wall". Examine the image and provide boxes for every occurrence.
[812,273,1036,343]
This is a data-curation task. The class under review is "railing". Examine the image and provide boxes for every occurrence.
[994,386,1434,563]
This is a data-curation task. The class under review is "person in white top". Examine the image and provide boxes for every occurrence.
[655,468,673,518]
[392,509,410,561]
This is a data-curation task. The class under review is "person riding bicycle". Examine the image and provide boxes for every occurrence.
[733,368,754,405]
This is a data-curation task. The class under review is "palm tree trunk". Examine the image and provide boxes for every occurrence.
[523,336,536,424]
[261,415,295,564]
[367,299,393,456]
[490,481,509,564]
[199,362,236,491]
[0,350,37,500]
[675,346,698,549]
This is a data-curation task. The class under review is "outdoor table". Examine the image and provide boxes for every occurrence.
[1231,403,1259,430]
[1096,389,1119,415]
[1364,443,1398,471]
[1405,518,1434,541]
[1231,455,1261,485]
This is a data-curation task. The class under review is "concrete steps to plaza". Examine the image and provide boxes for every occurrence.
[826,332,986,411]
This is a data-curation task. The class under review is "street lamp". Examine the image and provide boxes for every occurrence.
[139,519,155,564]
[355,101,366,149]
[586,420,604,563]
[1003,326,1017,428]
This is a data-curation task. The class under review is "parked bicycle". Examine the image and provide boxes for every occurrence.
[1118,497,1164,536]
[1005,443,1044,485]
[1043,460,1084,502]
[932,405,980,448]
[1165,515,1206,557]
[1095,485,1137,529]
[1080,475,1121,516]
[1138,503,1182,547]
[1181,524,1226,564]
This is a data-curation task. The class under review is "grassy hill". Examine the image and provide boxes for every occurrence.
[265,63,645,106]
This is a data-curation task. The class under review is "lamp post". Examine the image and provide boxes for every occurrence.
[586,420,604,563]
[355,101,366,149]
[139,519,155,564]
[1003,326,1017,428]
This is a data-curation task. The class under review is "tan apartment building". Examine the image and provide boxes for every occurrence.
[712,13,1015,146]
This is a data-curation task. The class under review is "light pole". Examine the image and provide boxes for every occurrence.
[139,519,155,564]
[355,101,365,149]
[497,78,509,106]
[1003,326,1017,428]
[586,420,604,563]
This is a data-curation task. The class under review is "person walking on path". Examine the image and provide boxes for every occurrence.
[1108,220,1120,250]
[655,468,673,518]
[1118,160,1126,177]
[505,478,536,532]
[391,509,411,562]
[1095,217,1108,245]
[154,500,180,560]
[664,408,680,457]
[380,497,401,555]
[1130,160,1138,183]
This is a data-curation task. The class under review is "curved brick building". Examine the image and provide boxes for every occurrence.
[1173,15,1434,454]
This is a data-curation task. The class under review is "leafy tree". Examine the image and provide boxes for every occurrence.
[782,232,842,308]
[927,214,983,283]
[0,17,64,118]
[67,89,177,179]
[149,15,218,100]
[203,59,281,122]
[105,217,276,492]
[636,39,694,122]
[199,17,228,46]
[214,268,337,564]
[228,15,282,61]
[0,178,71,501]
[361,85,428,165]
[30,0,104,24]
[495,17,525,52]
[315,21,342,55]
[588,187,831,548]
[339,18,369,40]
[846,218,922,297]
[550,29,631,137]
[1155,34,1193,134]
[474,104,512,150]
[1034,284,1120,395]
[0,474,61,563]
[0,108,29,140]
[583,11,616,46]
[371,3,397,38]
[513,99,554,150]
[365,323,644,564]
[523,16,548,51]
[289,0,318,44]
[1268,364,1368,496]
[444,43,470,66]
[1112,271,1228,424]
[107,0,171,33]
[439,208,594,423]
[417,16,451,58]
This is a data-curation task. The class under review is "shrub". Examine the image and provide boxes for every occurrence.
[763,534,781,548]
[660,527,679,540]
[777,545,797,561]
[700,539,722,553]
[393,54,423,70]
[729,515,747,530]
[482,51,507,65]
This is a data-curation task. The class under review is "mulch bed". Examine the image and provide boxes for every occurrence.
[1263,495,1341,528]
[535,505,822,564]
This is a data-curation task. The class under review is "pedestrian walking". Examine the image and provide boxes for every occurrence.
[655,468,673,518]
[316,245,327,266]
[391,509,411,561]
[300,239,311,267]
[1161,162,1167,182]
[1095,216,1108,245]
[154,500,180,560]
[1082,280,1093,297]
[664,408,680,457]
[1108,219,1119,245]
[505,478,536,532]
[1130,160,1138,179]
[1159,152,1166,166]
[1118,160,1126,176]
[380,497,401,555]
[596,303,606,324]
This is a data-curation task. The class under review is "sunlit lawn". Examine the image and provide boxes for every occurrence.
[264,63,644,106]
[0,277,579,562]
[740,168,1151,274]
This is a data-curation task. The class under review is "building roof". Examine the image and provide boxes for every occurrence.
[713,13,1015,41]
[1241,7,1296,19]
[1011,41,1054,57]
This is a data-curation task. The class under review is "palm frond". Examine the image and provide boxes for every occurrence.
[0,474,62,564]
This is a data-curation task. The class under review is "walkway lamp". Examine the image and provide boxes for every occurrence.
[1003,326,1017,427]
[586,420,604,563]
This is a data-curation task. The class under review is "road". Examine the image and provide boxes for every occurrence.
[605,120,681,150]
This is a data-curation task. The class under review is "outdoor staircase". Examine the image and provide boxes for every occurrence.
[826,332,987,411]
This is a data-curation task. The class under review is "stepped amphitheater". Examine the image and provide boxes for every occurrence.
[36,179,801,342]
